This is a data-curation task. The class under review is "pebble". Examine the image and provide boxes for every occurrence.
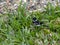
[0,6,3,14]
[14,4,18,9]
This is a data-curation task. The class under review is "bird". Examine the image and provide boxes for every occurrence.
[32,17,43,26]
[32,17,50,29]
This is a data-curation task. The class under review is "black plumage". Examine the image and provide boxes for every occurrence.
[32,17,43,26]
[32,17,37,21]
[33,20,40,25]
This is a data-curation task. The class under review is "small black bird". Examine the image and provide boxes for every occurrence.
[32,17,43,26]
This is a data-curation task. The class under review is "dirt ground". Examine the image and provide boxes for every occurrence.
[0,0,60,14]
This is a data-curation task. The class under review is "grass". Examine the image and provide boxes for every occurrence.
[0,3,60,45]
